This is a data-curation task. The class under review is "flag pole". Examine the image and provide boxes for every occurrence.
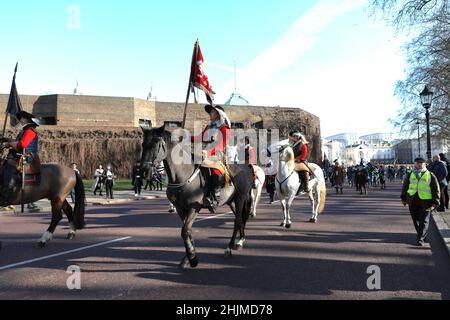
[182,40,199,129]
[2,63,18,138]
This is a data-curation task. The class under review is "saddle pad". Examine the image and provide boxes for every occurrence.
[200,159,231,187]
[201,159,228,176]
[22,173,41,186]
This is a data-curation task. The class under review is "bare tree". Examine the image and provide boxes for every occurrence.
[370,0,450,142]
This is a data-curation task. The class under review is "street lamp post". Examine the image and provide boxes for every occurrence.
[420,86,434,162]
[416,119,421,157]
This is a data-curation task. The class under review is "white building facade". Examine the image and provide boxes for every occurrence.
[323,132,397,165]
[411,135,450,161]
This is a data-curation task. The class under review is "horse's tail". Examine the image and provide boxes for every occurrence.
[73,172,86,230]
[318,179,327,214]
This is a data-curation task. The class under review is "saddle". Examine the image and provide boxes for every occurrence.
[200,155,231,186]
[17,154,41,186]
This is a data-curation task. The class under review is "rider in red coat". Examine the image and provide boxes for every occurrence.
[289,130,311,194]
[0,111,40,207]
[191,104,231,212]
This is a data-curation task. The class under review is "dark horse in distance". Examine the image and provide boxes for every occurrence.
[140,126,255,268]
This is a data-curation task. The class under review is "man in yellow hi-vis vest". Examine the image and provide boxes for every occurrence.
[401,157,440,246]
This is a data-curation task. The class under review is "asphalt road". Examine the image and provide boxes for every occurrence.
[0,181,449,300]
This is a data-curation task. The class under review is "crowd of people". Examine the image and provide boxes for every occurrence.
[323,162,410,191]
[73,161,168,200]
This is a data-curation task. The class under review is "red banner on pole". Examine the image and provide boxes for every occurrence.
[191,40,214,104]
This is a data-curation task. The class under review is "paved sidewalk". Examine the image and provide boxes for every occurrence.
[0,189,169,215]
[433,210,450,257]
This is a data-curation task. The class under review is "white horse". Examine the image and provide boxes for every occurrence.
[227,145,265,219]
[271,141,327,227]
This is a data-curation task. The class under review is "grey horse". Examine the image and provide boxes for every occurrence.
[140,126,255,268]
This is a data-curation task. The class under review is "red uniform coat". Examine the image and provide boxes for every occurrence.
[18,127,37,151]
[295,144,309,162]
[192,124,230,175]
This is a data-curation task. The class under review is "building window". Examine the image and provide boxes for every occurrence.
[139,119,152,128]
[164,121,182,129]
[40,117,57,126]
[231,122,244,129]
[252,121,264,129]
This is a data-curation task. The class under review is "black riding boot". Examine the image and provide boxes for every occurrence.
[211,174,223,212]
[205,174,222,213]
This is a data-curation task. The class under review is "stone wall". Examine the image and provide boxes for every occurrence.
[2,127,143,180]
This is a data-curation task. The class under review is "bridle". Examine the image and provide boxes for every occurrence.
[276,144,296,187]
[145,137,200,189]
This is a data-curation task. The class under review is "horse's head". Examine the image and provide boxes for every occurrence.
[279,144,294,163]
[140,126,171,171]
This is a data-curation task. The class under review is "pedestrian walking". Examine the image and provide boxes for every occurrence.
[331,161,344,194]
[439,153,449,210]
[428,155,448,212]
[401,157,441,246]
[93,165,105,196]
[70,163,81,203]
[105,165,116,199]
[132,161,143,197]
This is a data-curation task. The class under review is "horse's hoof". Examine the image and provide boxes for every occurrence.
[235,240,245,250]
[67,232,76,240]
[224,248,233,258]
[280,222,286,228]
[285,224,292,229]
[250,214,256,219]
[37,241,46,248]
[189,256,199,268]
[179,256,190,269]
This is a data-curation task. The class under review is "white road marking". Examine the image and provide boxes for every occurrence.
[196,212,232,223]
[0,236,132,272]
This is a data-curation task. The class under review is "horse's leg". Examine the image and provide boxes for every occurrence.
[180,208,199,268]
[285,191,295,229]
[280,197,288,228]
[225,197,246,257]
[250,188,256,219]
[311,188,320,223]
[236,192,253,250]
[38,199,64,248]
[62,200,76,240]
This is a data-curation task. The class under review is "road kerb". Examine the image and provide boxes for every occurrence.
[432,211,450,257]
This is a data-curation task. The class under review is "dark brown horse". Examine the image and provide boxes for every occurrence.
[0,161,86,249]
[355,168,368,196]
[140,126,254,268]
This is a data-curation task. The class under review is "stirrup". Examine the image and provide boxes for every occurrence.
[203,197,218,213]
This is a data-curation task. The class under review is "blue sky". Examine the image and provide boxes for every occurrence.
[0,0,408,137]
